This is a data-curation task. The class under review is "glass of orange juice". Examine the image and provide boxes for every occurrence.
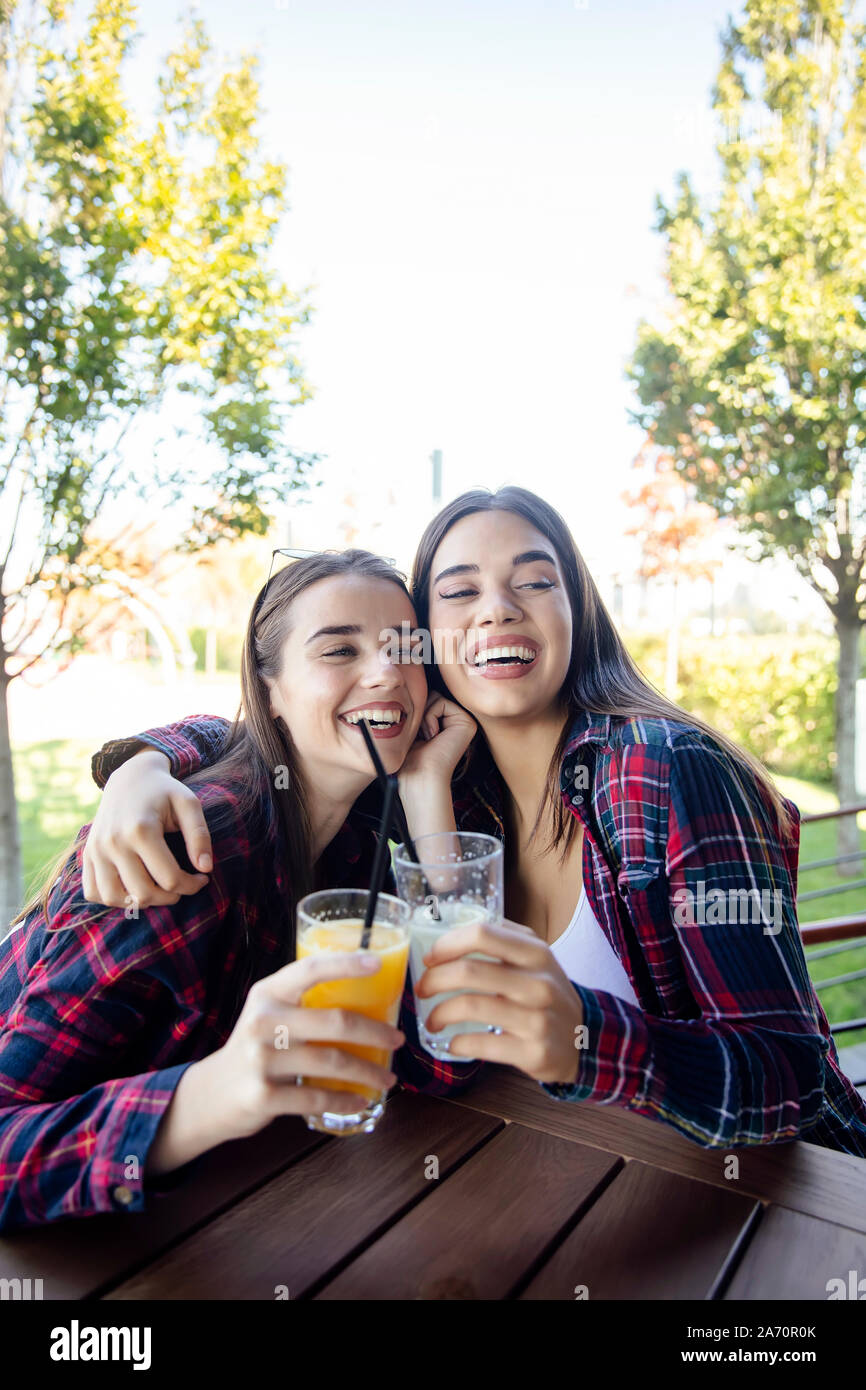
[296,889,410,1136]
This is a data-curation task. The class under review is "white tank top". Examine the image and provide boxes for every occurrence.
[549,882,639,1006]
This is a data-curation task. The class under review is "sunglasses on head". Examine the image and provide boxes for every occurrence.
[254,547,405,616]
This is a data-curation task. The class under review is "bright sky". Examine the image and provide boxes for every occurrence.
[116,0,828,624]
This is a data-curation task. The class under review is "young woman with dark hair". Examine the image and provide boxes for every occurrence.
[76,489,866,1158]
[0,551,485,1230]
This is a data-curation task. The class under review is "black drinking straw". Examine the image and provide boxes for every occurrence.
[357,717,420,862]
[361,772,396,948]
[358,717,439,920]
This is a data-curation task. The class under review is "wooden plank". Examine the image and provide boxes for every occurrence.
[724,1207,866,1300]
[444,1068,866,1234]
[519,1160,759,1300]
[316,1123,622,1300]
[0,1118,324,1301]
[104,1091,503,1300]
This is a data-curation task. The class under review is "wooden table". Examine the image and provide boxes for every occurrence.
[3,1067,866,1301]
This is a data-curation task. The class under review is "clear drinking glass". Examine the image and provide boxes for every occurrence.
[295,889,410,1136]
[392,832,504,1062]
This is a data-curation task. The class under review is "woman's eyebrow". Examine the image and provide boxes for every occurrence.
[304,624,363,646]
[433,551,556,587]
[432,563,480,586]
[513,549,556,566]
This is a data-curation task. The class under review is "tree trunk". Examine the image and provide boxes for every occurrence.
[0,670,23,938]
[834,613,863,876]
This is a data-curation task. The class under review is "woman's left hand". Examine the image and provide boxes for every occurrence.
[399,690,477,787]
[415,917,585,1085]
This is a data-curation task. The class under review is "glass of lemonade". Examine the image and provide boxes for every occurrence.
[392,832,503,1062]
[296,889,410,1136]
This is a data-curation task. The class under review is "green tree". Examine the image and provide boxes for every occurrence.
[629,0,866,869]
[0,0,317,924]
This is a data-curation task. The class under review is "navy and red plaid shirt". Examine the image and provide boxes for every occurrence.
[0,745,480,1231]
[90,710,866,1160]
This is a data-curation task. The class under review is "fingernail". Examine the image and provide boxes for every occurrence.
[198,854,212,871]
[359,954,379,969]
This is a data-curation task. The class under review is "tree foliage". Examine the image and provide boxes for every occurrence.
[0,0,316,678]
[628,0,866,837]
[630,0,866,620]
[0,0,317,923]
[623,440,721,583]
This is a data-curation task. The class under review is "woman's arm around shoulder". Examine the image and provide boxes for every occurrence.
[91,713,232,788]
[83,718,235,909]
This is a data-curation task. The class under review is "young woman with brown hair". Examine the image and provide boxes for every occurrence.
[78,489,866,1158]
[0,551,486,1230]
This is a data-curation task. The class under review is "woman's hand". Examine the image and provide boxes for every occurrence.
[396,692,476,840]
[414,917,584,1085]
[204,952,405,1138]
[147,951,407,1175]
[82,750,214,909]
[399,691,476,786]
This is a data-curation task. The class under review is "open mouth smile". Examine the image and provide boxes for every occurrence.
[338,703,408,738]
[469,638,540,680]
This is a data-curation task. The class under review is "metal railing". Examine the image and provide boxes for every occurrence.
[798,803,866,1086]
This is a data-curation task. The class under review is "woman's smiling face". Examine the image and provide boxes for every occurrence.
[427,509,573,724]
[266,573,427,784]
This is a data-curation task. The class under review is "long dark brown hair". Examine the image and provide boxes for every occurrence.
[410,486,796,860]
[14,550,413,963]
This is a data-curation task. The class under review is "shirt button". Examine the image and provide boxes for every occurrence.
[571,794,584,806]
[113,1184,135,1206]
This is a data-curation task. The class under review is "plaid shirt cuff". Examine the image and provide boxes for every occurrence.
[540,981,652,1108]
[85,1062,196,1217]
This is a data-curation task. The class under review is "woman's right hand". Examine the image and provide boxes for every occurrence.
[82,749,215,909]
[204,952,405,1137]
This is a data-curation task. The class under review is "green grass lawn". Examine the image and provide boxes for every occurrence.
[15,739,101,901]
[773,775,866,1059]
[12,740,866,1056]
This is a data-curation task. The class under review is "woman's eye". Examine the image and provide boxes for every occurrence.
[322,646,355,658]
[439,581,553,599]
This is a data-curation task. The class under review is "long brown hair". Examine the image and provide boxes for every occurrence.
[14,550,413,957]
[410,486,796,859]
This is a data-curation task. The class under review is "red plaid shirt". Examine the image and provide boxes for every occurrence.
[91,711,866,1159]
[0,752,479,1230]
